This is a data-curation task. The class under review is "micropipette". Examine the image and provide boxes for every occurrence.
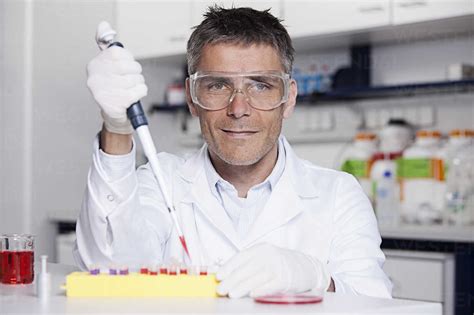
[94,21,191,260]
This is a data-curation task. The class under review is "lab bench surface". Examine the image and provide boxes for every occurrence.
[379,224,474,243]
[0,263,441,314]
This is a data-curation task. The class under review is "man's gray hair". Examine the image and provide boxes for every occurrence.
[186,6,295,75]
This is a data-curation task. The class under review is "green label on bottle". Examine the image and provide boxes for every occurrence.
[341,159,368,178]
[397,158,433,178]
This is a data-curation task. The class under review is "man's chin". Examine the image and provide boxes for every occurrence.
[215,152,262,166]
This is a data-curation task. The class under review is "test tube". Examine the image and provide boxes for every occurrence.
[149,265,158,275]
[159,264,168,275]
[119,266,129,275]
[199,265,208,276]
[89,265,100,275]
[169,265,177,275]
[108,264,118,275]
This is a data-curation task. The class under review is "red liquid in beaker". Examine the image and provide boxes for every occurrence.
[0,251,34,284]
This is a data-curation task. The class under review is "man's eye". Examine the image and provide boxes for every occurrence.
[207,81,229,91]
[250,82,271,92]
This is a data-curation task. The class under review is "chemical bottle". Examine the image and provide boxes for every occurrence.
[379,118,413,154]
[443,130,474,225]
[340,132,378,201]
[399,130,442,224]
[370,152,401,218]
[374,170,400,226]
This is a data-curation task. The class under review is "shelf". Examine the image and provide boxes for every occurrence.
[148,79,474,112]
[298,79,474,104]
[149,104,188,113]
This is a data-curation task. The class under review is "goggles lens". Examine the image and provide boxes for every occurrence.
[190,72,289,111]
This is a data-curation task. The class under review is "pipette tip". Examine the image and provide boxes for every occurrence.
[179,236,191,259]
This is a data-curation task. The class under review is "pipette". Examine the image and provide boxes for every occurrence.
[94,21,191,260]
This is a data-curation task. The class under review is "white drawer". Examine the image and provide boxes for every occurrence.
[383,250,454,305]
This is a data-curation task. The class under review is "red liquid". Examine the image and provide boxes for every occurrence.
[140,268,148,274]
[0,251,34,284]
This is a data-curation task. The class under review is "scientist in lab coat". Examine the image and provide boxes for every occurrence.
[75,6,392,299]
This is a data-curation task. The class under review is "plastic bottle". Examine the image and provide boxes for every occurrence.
[375,170,400,226]
[370,119,413,211]
[399,130,442,224]
[370,152,401,218]
[379,119,413,154]
[443,130,474,225]
[340,132,378,201]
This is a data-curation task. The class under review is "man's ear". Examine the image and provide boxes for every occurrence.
[185,78,198,117]
[282,79,297,119]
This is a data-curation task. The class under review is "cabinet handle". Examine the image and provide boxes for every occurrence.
[358,5,385,13]
[398,0,428,8]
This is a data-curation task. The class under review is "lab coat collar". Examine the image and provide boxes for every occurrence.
[173,135,319,248]
[177,135,318,198]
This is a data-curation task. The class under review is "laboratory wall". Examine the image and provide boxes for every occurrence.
[1,0,114,257]
[1,0,31,235]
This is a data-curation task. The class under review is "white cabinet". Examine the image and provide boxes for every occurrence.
[392,0,474,25]
[283,0,391,37]
[116,0,192,59]
[383,250,455,315]
[191,0,282,26]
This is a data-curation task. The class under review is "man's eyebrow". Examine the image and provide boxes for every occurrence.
[247,75,280,83]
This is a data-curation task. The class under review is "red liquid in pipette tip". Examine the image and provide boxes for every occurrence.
[179,236,191,258]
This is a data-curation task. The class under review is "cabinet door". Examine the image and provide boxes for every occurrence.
[392,0,474,25]
[116,0,192,59]
[283,0,391,38]
[383,250,454,303]
[192,0,281,26]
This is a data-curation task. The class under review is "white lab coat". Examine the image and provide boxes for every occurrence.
[75,136,392,298]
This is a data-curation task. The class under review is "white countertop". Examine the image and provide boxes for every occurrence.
[0,263,441,314]
[379,223,474,243]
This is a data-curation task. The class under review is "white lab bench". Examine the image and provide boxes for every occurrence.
[0,263,440,315]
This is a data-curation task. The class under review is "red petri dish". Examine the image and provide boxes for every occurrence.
[254,294,323,305]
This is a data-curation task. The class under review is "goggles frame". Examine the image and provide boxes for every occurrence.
[189,71,291,111]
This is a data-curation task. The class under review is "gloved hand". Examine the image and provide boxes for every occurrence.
[216,243,330,298]
[86,46,147,134]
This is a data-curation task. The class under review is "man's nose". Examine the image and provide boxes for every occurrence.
[227,89,251,118]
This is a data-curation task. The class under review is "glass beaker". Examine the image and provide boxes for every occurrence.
[0,234,35,284]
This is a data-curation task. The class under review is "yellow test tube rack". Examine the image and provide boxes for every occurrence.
[65,272,219,297]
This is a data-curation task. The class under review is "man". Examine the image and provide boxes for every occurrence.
[75,6,392,299]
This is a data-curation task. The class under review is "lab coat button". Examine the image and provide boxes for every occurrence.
[107,194,115,202]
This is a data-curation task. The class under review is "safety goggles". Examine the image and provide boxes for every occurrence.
[189,71,290,111]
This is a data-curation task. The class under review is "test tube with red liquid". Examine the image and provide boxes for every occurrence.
[0,234,35,284]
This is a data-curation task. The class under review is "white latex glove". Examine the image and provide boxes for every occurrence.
[216,243,330,299]
[86,46,147,134]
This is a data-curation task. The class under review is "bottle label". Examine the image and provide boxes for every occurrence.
[396,158,445,180]
[341,159,369,178]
